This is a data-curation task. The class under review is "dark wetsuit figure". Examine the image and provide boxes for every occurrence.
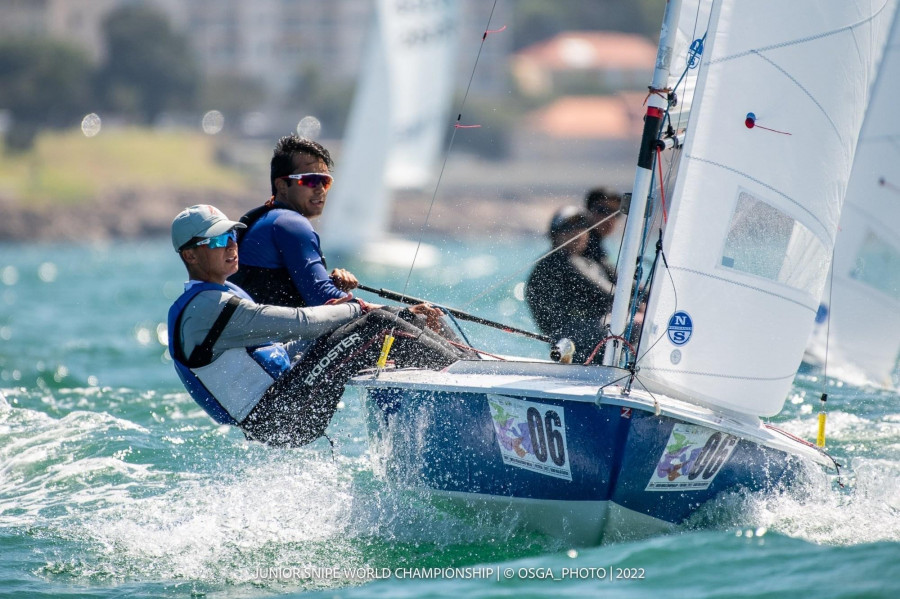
[526,250,614,363]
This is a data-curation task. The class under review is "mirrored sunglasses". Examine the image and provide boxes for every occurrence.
[192,229,237,249]
[279,173,334,190]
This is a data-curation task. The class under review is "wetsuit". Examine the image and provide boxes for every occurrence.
[584,230,619,283]
[525,251,615,363]
[229,202,344,307]
[169,281,469,447]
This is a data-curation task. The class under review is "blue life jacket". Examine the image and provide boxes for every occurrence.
[167,282,291,424]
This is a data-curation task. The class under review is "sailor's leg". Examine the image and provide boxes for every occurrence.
[240,309,468,447]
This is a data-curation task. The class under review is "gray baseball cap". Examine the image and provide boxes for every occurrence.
[171,204,245,251]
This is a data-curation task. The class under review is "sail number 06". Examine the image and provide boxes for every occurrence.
[688,432,738,481]
[526,407,566,467]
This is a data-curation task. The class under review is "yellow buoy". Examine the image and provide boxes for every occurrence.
[816,392,828,448]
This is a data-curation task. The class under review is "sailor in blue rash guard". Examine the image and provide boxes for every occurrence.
[232,203,344,307]
[229,136,357,308]
[169,205,471,447]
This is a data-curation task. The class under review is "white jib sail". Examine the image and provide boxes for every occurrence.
[816,12,900,388]
[320,0,459,253]
[636,1,897,416]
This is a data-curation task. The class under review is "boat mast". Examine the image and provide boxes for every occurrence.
[603,0,682,367]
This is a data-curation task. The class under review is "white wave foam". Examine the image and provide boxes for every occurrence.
[690,456,900,546]
[60,451,366,586]
[0,405,157,528]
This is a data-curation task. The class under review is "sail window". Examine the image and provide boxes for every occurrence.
[849,230,900,301]
[720,192,828,296]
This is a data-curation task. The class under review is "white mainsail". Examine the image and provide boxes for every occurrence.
[319,0,459,256]
[808,14,900,388]
[634,1,896,416]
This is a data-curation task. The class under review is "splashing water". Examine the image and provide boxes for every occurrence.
[2,241,899,598]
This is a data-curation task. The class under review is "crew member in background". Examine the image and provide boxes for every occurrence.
[583,187,623,282]
[229,135,358,308]
[526,206,615,363]
[168,205,471,448]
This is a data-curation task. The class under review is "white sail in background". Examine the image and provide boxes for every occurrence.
[320,0,459,256]
[808,15,900,388]
[382,3,458,190]
[636,1,896,416]
[321,9,391,254]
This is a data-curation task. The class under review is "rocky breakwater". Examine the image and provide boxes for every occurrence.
[0,189,257,243]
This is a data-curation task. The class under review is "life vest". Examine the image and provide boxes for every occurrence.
[229,263,308,308]
[167,282,291,424]
[229,203,328,308]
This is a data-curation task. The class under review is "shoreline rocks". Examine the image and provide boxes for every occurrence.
[0,187,561,243]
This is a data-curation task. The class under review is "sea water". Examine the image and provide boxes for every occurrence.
[1,238,899,599]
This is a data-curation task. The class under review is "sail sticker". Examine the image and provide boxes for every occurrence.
[687,36,705,69]
[666,311,693,346]
[488,395,572,481]
[645,424,738,492]
[670,349,682,364]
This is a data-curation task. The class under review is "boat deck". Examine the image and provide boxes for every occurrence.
[350,360,832,467]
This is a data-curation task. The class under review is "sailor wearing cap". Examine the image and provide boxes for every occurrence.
[167,205,468,447]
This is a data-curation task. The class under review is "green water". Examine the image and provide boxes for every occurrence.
[1,239,899,598]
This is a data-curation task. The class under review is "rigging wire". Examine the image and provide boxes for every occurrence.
[636,243,679,364]
[622,13,710,365]
[400,0,501,297]
[598,370,637,393]
[821,257,835,386]
[444,310,473,346]
[460,211,622,310]
[814,252,836,447]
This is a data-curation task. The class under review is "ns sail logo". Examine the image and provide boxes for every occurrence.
[667,311,693,346]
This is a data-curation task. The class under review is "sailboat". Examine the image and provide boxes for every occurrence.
[349,0,896,545]
[317,0,459,268]
[801,17,900,390]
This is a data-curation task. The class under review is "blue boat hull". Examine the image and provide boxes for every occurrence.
[359,383,814,544]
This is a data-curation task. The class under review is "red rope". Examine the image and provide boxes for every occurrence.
[482,25,506,40]
[754,124,792,135]
[763,423,818,449]
[584,335,636,365]
[335,329,389,371]
[643,86,669,106]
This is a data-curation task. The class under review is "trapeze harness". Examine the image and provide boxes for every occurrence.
[167,282,291,425]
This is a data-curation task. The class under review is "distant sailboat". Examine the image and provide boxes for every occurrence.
[318,0,459,267]
[802,15,900,389]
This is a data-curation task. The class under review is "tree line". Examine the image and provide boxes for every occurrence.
[0,5,265,152]
[0,1,666,154]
